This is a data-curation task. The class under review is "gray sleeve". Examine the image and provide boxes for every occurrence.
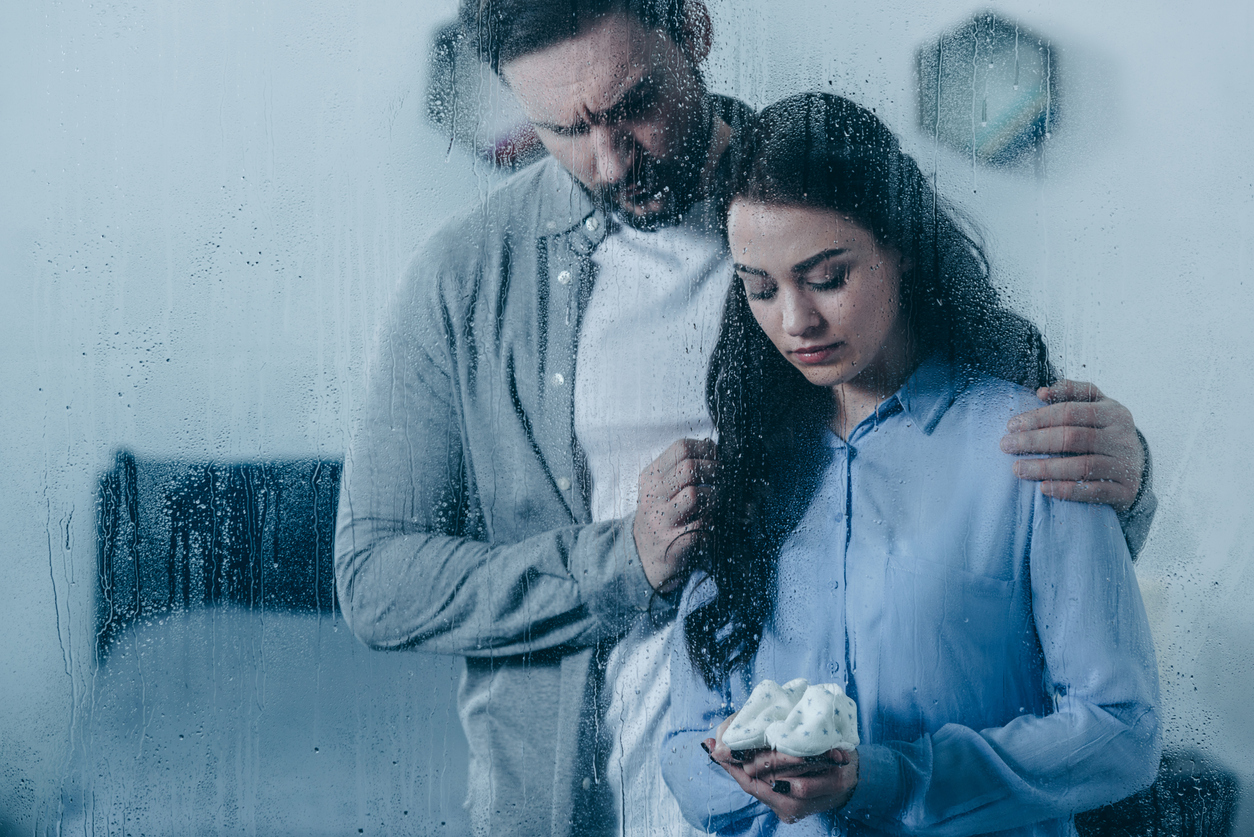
[334,251,658,657]
[1118,429,1157,559]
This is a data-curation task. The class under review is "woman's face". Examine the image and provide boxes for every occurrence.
[727,200,910,394]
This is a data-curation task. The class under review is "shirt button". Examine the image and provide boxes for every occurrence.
[556,270,572,285]
[557,477,572,491]
[584,216,600,232]
[582,777,593,791]
[551,372,565,386]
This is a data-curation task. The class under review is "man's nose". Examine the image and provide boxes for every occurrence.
[587,125,633,186]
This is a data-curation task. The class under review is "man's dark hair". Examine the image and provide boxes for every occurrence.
[459,0,690,72]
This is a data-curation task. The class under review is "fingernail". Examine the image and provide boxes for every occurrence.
[772,780,791,795]
[700,741,710,754]
[730,750,749,762]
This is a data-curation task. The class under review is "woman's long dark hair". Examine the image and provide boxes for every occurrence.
[684,92,1054,689]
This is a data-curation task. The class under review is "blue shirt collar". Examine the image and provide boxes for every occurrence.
[896,354,962,435]
[836,355,960,446]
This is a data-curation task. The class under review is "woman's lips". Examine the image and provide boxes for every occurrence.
[790,342,843,365]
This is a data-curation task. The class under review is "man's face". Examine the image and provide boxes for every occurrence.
[502,13,710,227]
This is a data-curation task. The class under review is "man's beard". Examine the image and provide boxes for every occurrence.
[587,115,713,231]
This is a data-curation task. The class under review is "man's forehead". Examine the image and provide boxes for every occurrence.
[501,14,673,123]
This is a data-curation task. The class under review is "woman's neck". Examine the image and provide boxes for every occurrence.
[829,329,917,440]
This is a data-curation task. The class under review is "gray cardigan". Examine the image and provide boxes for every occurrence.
[336,156,654,836]
[334,148,1159,836]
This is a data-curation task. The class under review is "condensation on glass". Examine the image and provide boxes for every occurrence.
[1,1,1249,835]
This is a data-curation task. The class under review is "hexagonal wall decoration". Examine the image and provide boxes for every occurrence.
[917,12,1057,166]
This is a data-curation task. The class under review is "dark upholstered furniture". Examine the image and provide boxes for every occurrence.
[57,450,468,836]
[1076,749,1240,837]
[95,450,341,652]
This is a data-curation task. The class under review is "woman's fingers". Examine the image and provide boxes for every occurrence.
[717,749,860,824]
[706,717,738,763]
[739,747,850,779]
[738,751,815,779]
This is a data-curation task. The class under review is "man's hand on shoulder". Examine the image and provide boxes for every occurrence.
[633,438,716,593]
[1000,379,1145,513]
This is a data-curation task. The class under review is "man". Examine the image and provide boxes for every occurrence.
[334,2,1157,834]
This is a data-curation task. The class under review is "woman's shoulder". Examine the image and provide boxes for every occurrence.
[916,369,1051,487]
[950,371,1047,435]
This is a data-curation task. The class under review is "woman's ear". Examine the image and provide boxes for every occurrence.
[678,0,713,66]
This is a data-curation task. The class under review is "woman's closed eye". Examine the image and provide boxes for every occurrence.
[804,265,848,292]
[738,273,778,301]
[747,284,777,301]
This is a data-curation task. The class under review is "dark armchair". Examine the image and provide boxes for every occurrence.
[95,450,341,652]
[55,450,469,836]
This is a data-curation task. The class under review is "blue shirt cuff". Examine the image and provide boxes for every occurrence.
[842,744,904,822]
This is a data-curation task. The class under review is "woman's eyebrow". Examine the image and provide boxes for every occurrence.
[791,248,848,275]
[732,263,771,278]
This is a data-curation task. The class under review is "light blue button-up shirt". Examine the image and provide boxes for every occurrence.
[663,359,1160,836]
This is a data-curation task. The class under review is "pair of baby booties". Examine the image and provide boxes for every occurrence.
[721,678,860,758]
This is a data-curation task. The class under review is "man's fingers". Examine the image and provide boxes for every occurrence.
[658,438,717,470]
[1013,455,1140,511]
[1013,454,1132,484]
[1036,379,1105,404]
[639,482,713,523]
[1005,401,1116,434]
[1038,479,1135,510]
[666,457,717,496]
[668,486,714,526]
[1000,425,1106,456]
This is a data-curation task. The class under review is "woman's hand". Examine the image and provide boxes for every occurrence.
[1000,380,1146,513]
[704,718,859,824]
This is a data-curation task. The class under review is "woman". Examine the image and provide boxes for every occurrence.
[661,93,1160,836]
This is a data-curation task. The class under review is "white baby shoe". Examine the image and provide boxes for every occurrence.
[722,678,809,751]
[721,679,859,757]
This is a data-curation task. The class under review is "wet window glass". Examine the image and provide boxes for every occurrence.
[2,1,1248,834]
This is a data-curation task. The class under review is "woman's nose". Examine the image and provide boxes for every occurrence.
[781,290,821,336]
